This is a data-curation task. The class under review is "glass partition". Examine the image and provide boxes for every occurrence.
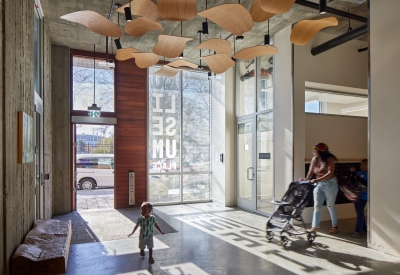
[257,55,274,112]
[237,60,256,116]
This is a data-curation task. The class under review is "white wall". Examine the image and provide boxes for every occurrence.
[211,67,236,206]
[274,26,294,199]
[369,0,400,257]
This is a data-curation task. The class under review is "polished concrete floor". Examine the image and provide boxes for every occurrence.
[77,188,114,210]
[63,203,400,275]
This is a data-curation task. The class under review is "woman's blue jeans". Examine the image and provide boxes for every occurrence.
[312,178,339,228]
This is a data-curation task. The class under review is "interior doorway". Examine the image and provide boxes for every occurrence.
[74,123,115,210]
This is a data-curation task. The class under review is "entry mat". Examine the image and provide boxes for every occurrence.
[53,208,178,245]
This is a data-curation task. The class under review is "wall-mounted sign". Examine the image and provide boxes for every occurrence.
[259,153,271,159]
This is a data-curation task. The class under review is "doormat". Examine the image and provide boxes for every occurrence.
[53,208,178,245]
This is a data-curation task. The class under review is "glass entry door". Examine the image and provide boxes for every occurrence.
[237,119,255,210]
[237,112,274,214]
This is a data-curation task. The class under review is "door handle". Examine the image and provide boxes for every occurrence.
[247,167,254,180]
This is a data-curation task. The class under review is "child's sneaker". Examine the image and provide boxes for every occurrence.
[148,257,155,264]
[352,232,360,238]
[360,230,367,235]
[140,250,145,256]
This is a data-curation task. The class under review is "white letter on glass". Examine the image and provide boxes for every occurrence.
[166,139,177,158]
[165,95,176,113]
[165,117,176,136]
[153,116,163,136]
[153,94,163,113]
[153,139,163,158]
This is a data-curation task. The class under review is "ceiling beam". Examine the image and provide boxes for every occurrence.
[311,24,367,56]
[294,0,368,23]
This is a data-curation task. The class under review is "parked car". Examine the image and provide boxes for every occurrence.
[76,154,114,190]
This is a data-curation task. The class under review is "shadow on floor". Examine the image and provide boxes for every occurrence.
[53,211,101,244]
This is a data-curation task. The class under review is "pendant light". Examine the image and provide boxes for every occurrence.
[88,44,101,117]
[179,21,184,58]
[319,0,326,15]
[124,1,133,22]
[202,0,209,35]
[264,19,270,45]
[198,30,203,70]
[114,7,123,49]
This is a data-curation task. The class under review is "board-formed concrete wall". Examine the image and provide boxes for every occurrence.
[0,2,53,274]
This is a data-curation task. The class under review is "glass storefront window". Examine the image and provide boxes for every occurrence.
[237,60,256,116]
[148,67,211,203]
[257,56,274,112]
[72,57,115,112]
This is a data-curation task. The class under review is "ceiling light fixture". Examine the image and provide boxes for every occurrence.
[179,52,183,59]
[236,35,244,42]
[319,0,327,15]
[198,30,203,70]
[202,0,209,35]
[88,44,101,117]
[124,1,132,21]
[264,19,270,45]
[114,38,122,49]
[347,8,352,32]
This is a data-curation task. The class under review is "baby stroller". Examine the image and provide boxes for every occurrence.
[266,181,315,246]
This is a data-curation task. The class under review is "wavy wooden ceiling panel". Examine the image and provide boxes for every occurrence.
[153,65,182,77]
[116,0,163,21]
[250,0,275,22]
[152,35,193,58]
[290,17,338,45]
[131,53,159,68]
[125,17,164,37]
[233,45,279,60]
[196,38,232,54]
[115,48,141,61]
[60,11,122,37]
[260,0,296,14]
[157,0,197,21]
[199,53,235,74]
[167,60,198,69]
[198,4,253,36]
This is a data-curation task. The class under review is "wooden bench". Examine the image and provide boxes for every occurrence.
[12,219,72,275]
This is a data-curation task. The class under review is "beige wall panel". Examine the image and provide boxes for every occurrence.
[2,0,36,273]
[369,0,400,257]
[51,45,70,215]
[305,114,367,160]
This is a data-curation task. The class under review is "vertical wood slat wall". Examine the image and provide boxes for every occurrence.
[115,59,148,208]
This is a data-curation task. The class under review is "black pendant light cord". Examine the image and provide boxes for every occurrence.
[93,44,96,104]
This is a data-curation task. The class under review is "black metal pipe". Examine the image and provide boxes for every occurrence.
[294,0,367,23]
[311,24,367,56]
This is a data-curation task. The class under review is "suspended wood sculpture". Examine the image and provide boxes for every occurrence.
[157,0,197,21]
[260,0,296,14]
[60,11,122,37]
[196,38,232,55]
[167,60,198,69]
[116,0,163,21]
[198,53,235,74]
[153,65,182,77]
[290,17,339,45]
[250,0,275,22]
[198,4,253,36]
[233,45,279,60]
[125,17,164,37]
[152,35,193,58]
[131,53,159,68]
[115,48,141,61]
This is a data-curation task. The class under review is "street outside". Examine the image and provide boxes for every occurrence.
[77,188,114,210]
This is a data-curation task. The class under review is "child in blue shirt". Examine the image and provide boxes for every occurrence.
[350,159,368,238]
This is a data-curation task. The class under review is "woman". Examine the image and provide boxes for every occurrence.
[303,142,339,234]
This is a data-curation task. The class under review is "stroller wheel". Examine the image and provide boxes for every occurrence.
[307,232,316,243]
[266,231,274,241]
[280,236,288,247]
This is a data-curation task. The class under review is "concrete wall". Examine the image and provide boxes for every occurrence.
[369,0,400,257]
[305,114,368,161]
[43,22,53,218]
[51,44,70,215]
[211,67,236,206]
